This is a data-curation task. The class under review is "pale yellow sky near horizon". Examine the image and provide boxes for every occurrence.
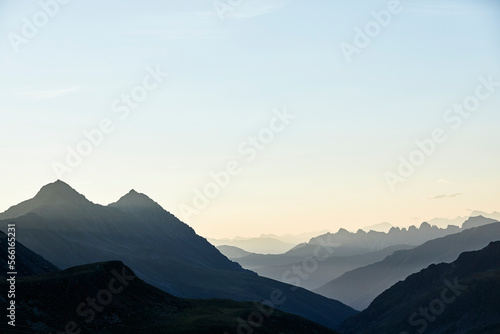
[1,1,499,239]
[0,178,498,239]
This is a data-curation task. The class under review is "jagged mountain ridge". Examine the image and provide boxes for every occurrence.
[314,221,500,310]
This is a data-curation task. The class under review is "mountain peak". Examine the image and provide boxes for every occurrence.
[109,189,163,211]
[34,180,88,204]
[0,180,90,220]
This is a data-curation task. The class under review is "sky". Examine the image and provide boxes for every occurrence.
[0,0,499,238]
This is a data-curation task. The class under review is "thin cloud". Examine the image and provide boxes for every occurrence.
[427,193,462,200]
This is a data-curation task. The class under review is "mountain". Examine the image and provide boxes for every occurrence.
[230,223,466,281]
[0,261,340,334]
[314,222,500,310]
[306,222,463,253]
[462,215,498,229]
[341,242,500,334]
[259,230,331,244]
[470,210,500,221]
[249,244,414,290]
[217,245,253,259]
[232,217,496,285]
[0,181,356,330]
[0,230,59,277]
[427,211,500,228]
[208,236,296,254]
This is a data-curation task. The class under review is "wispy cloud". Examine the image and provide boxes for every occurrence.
[427,193,462,200]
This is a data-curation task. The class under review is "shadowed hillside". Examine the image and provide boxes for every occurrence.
[0,261,340,334]
[341,242,500,334]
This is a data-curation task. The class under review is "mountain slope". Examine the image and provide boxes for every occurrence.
[314,222,500,310]
[217,245,253,259]
[0,181,356,329]
[341,242,500,334]
[250,244,414,290]
[0,261,340,334]
[0,230,59,277]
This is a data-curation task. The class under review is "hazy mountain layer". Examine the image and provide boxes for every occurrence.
[250,244,414,290]
[314,222,500,310]
[341,242,500,334]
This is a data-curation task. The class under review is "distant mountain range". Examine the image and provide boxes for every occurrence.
[361,222,394,233]
[0,180,356,330]
[314,221,500,310]
[217,245,252,259]
[341,241,500,334]
[0,260,340,334]
[427,210,500,228]
[209,236,296,254]
[228,217,497,290]
[249,244,415,290]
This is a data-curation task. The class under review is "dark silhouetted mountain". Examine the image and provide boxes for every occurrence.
[0,180,91,221]
[314,222,500,310]
[0,230,59,277]
[0,181,356,330]
[341,242,500,334]
[0,261,340,334]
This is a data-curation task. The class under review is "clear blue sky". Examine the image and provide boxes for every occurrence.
[1,0,499,238]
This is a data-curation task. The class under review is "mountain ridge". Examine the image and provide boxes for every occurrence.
[340,241,500,334]
[0,180,356,330]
